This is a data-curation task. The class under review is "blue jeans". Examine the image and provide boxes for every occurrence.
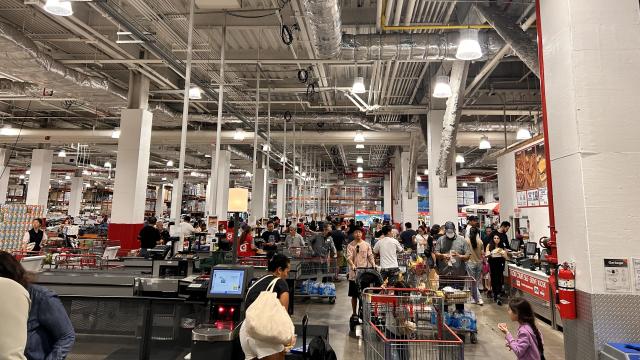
[466,262,482,303]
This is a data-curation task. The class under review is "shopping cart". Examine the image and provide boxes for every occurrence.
[237,256,269,268]
[362,287,464,360]
[429,275,479,343]
[293,255,338,304]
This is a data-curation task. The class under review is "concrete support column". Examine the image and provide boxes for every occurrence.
[68,177,83,217]
[276,179,286,220]
[540,1,640,358]
[250,168,268,223]
[26,149,53,206]
[383,174,392,216]
[0,149,11,204]
[108,108,153,251]
[400,151,418,227]
[170,178,181,220]
[155,185,164,219]
[427,110,458,226]
[391,149,402,225]
[214,149,231,219]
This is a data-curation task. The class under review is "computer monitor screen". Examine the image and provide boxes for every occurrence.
[525,242,538,256]
[510,239,522,252]
[209,269,246,298]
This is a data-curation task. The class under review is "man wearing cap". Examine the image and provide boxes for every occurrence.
[435,221,471,311]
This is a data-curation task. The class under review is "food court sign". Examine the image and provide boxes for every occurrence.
[515,140,548,208]
[510,267,551,303]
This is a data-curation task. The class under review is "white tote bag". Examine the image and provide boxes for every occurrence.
[244,277,295,345]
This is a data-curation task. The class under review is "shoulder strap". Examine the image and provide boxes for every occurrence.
[266,277,280,292]
[246,275,272,294]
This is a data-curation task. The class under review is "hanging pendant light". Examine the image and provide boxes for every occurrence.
[356,144,365,149]
[233,128,246,141]
[462,182,468,187]
[104,161,112,168]
[188,86,202,100]
[64,175,71,180]
[455,154,465,163]
[57,149,67,158]
[0,124,12,136]
[166,160,174,167]
[353,130,365,143]
[416,176,421,181]
[423,169,428,175]
[280,156,287,163]
[475,176,482,183]
[516,127,532,140]
[356,166,363,172]
[262,144,271,151]
[44,0,73,16]
[456,29,482,60]
[301,172,307,177]
[356,156,363,164]
[432,75,452,98]
[351,76,366,94]
[111,127,121,139]
[357,173,363,178]
[245,171,252,178]
[479,135,492,150]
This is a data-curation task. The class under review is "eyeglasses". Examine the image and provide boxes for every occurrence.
[356,245,360,254]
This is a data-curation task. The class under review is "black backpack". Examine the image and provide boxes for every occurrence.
[307,336,337,360]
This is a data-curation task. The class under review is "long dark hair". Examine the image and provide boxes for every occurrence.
[0,251,32,288]
[469,227,480,249]
[488,234,502,252]
[509,298,545,359]
[240,225,253,243]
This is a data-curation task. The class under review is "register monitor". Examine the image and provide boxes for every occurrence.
[207,268,250,299]
[509,239,523,252]
[525,242,538,256]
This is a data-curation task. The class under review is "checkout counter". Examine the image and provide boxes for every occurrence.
[506,240,562,330]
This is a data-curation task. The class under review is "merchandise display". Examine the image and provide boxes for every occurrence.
[0,204,46,250]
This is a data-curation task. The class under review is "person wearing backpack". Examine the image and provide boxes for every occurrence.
[241,254,295,360]
[498,298,545,360]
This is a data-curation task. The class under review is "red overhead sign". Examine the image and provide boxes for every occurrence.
[509,267,551,303]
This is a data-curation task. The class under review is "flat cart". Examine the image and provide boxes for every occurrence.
[430,275,479,344]
[284,248,337,304]
[361,287,464,360]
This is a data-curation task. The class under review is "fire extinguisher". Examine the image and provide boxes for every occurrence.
[556,262,577,320]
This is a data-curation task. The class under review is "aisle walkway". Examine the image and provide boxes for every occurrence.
[292,281,565,359]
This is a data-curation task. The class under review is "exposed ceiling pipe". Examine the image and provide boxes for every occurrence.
[474,5,540,78]
[341,31,505,61]
[437,60,469,187]
[302,0,342,59]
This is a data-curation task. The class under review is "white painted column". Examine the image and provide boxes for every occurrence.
[276,178,286,220]
[540,0,640,357]
[400,151,419,227]
[427,110,458,226]
[383,174,392,216]
[214,149,231,219]
[155,185,164,218]
[110,109,153,224]
[68,176,84,217]
[170,178,181,221]
[250,168,267,223]
[0,149,11,204]
[26,149,53,206]
[391,150,402,224]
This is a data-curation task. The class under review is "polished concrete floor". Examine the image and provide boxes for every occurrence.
[291,280,566,360]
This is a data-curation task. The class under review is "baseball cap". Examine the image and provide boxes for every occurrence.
[467,215,479,221]
[444,221,456,231]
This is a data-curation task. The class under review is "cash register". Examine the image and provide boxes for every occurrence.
[190,265,253,360]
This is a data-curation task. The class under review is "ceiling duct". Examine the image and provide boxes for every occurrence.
[302,0,342,59]
[0,21,178,119]
[341,31,505,61]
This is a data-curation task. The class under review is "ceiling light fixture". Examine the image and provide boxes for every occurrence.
[479,135,492,150]
[432,75,452,98]
[353,130,365,143]
[456,29,483,60]
[190,171,197,176]
[462,182,468,187]
[356,166,363,172]
[233,128,246,141]
[475,176,482,183]
[65,175,71,180]
[166,160,174,167]
[423,169,428,175]
[516,127,532,140]
[57,149,66,158]
[301,172,306,177]
[356,156,363,164]
[245,171,252,178]
[262,144,271,151]
[26,170,31,175]
[357,173,363,178]
[456,154,465,163]
[280,156,287,163]
[104,161,112,168]
[161,177,167,181]
[0,124,12,136]
[44,0,73,17]
[189,86,202,100]
[294,166,299,172]
[356,144,365,149]
[19,174,25,179]
[351,76,366,94]
[416,175,421,181]
[82,169,90,175]
[204,154,212,158]
[111,127,121,139]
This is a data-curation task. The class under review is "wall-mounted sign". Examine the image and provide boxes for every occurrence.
[515,140,547,208]
[510,267,551,303]
[604,258,630,293]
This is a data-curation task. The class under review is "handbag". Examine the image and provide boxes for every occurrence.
[482,259,490,274]
[244,277,295,345]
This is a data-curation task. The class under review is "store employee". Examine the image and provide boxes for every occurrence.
[23,218,48,252]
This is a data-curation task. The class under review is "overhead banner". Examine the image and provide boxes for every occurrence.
[515,140,548,207]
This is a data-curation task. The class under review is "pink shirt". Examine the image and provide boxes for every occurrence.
[346,240,376,280]
[505,323,543,360]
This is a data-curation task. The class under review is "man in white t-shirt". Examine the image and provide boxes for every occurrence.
[373,225,403,284]
[0,277,30,359]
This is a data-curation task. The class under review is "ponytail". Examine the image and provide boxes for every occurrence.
[530,322,545,360]
[509,298,545,359]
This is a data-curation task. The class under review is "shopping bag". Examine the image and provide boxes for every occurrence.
[482,260,489,274]
[244,278,295,345]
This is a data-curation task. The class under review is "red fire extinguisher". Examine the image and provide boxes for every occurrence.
[556,262,577,320]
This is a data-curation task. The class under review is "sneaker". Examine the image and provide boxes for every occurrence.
[496,299,503,306]
[478,299,484,306]
[470,300,477,304]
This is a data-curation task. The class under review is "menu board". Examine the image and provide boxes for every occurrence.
[457,188,477,207]
[515,140,547,208]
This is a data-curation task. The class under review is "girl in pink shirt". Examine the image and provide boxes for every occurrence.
[346,228,375,316]
[498,298,545,360]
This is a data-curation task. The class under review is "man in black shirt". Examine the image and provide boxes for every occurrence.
[260,220,281,251]
[138,217,161,256]
[487,221,511,249]
[400,222,417,250]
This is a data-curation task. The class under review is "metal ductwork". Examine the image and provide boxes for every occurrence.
[437,60,470,188]
[341,31,505,61]
[302,0,342,59]
[0,21,179,120]
[474,5,539,78]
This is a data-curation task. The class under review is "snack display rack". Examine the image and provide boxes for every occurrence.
[0,204,47,251]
